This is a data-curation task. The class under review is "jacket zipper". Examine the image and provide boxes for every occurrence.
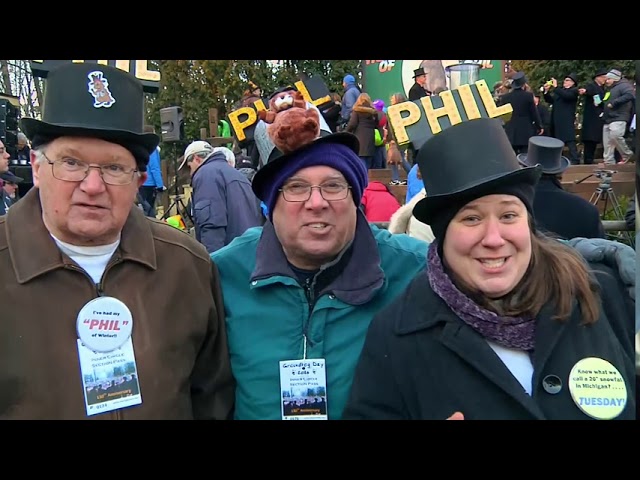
[66,257,124,420]
[302,277,317,359]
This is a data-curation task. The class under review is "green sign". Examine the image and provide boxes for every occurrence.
[362,60,505,105]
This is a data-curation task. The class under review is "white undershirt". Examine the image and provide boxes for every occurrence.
[487,341,534,396]
[51,234,120,284]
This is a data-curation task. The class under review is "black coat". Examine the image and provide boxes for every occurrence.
[544,87,579,142]
[581,81,605,143]
[533,176,605,240]
[536,103,551,133]
[408,82,429,101]
[343,264,635,420]
[499,89,542,147]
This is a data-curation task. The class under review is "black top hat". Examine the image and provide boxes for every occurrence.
[20,63,159,155]
[564,73,578,85]
[269,85,297,100]
[517,136,570,174]
[252,131,359,197]
[412,67,426,78]
[1,171,23,184]
[593,68,609,79]
[412,118,542,224]
[511,71,527,89]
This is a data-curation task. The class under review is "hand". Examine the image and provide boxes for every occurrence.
[538,128,544,135]
[566,237,635,301]
[156,186,167,192]
[551,78,558,88]
[578,88,586,95]
[606,103,613,109]
[447,412,464,420]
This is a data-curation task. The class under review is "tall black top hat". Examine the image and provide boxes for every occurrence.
[511,71,527,89]
[593,68,609,79]
[564,72,578,85]
[412,118,542,224]
[20,63,159,154]
[412,67,426,78]
[517,136,570,174]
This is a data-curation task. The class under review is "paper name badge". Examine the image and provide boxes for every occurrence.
[568,357,628,420]
[387,79,513,150]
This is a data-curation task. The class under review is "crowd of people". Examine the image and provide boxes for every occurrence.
[0,62,636,420]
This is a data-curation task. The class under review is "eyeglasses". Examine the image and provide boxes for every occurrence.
[42,151,139,186]
[279,181,351,202]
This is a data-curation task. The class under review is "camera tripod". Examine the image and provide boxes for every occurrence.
[160,143,193,229]
[574,169,634,246]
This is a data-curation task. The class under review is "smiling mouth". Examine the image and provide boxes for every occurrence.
[305,223,330,229]
[477,257,508,269]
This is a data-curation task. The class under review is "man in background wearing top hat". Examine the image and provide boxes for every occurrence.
[0,62,234,419]
[1,170,23,212]
[578,68,608,165]
[542,73,580,164]
[408,67,431,101]
[498,71,543,155]
[517,136,605,240]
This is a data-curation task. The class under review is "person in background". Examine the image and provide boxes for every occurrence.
[340,74,361,127]
[543,73,580,164]
[360,180,401,223]
[0,139,12,216]
[388,186,435,243]
[517,136,605,240]
[16,132,31,164]
[533,93,550,136]
[180,141,262,253]
[387,92,412,185]
[578,68,608,165]
[321,92,343,133]
[343,118,635,420]
[345,93,380,170]
[1,170,23,210]
[138,125,165,218]
[0,62,234,419]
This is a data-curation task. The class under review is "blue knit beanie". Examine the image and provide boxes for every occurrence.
[261,142,368,220]
[343,74,356,84]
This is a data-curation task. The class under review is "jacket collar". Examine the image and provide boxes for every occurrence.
[6,188,157,284]
[251,209,384,305]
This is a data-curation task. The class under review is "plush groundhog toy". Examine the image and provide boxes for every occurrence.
[262,91,321,154]
[258,90,307,124]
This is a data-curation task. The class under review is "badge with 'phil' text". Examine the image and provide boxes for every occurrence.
[76,297,133,352]
[568,357,627,420]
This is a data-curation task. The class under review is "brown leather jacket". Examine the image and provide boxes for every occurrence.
[0,189,235,419]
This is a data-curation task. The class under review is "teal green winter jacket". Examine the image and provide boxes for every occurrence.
[211,210,429,419]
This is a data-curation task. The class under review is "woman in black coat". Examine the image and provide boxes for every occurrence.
[543,74,580,164]
[579,69,608,164]
[343,118,635,420]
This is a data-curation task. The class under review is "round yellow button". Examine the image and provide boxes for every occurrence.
[568,357,627,420]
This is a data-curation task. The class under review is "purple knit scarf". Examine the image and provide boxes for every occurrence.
[427,242,536,351]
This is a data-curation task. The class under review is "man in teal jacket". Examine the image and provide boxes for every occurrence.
[211,130,429,420]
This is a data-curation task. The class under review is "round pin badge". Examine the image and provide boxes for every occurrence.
[568,357,627,420]
[76,297,133,353]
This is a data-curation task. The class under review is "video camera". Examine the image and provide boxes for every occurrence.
[593,169,617,179]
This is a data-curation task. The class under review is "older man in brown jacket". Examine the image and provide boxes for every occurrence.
[0,62,234,419]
